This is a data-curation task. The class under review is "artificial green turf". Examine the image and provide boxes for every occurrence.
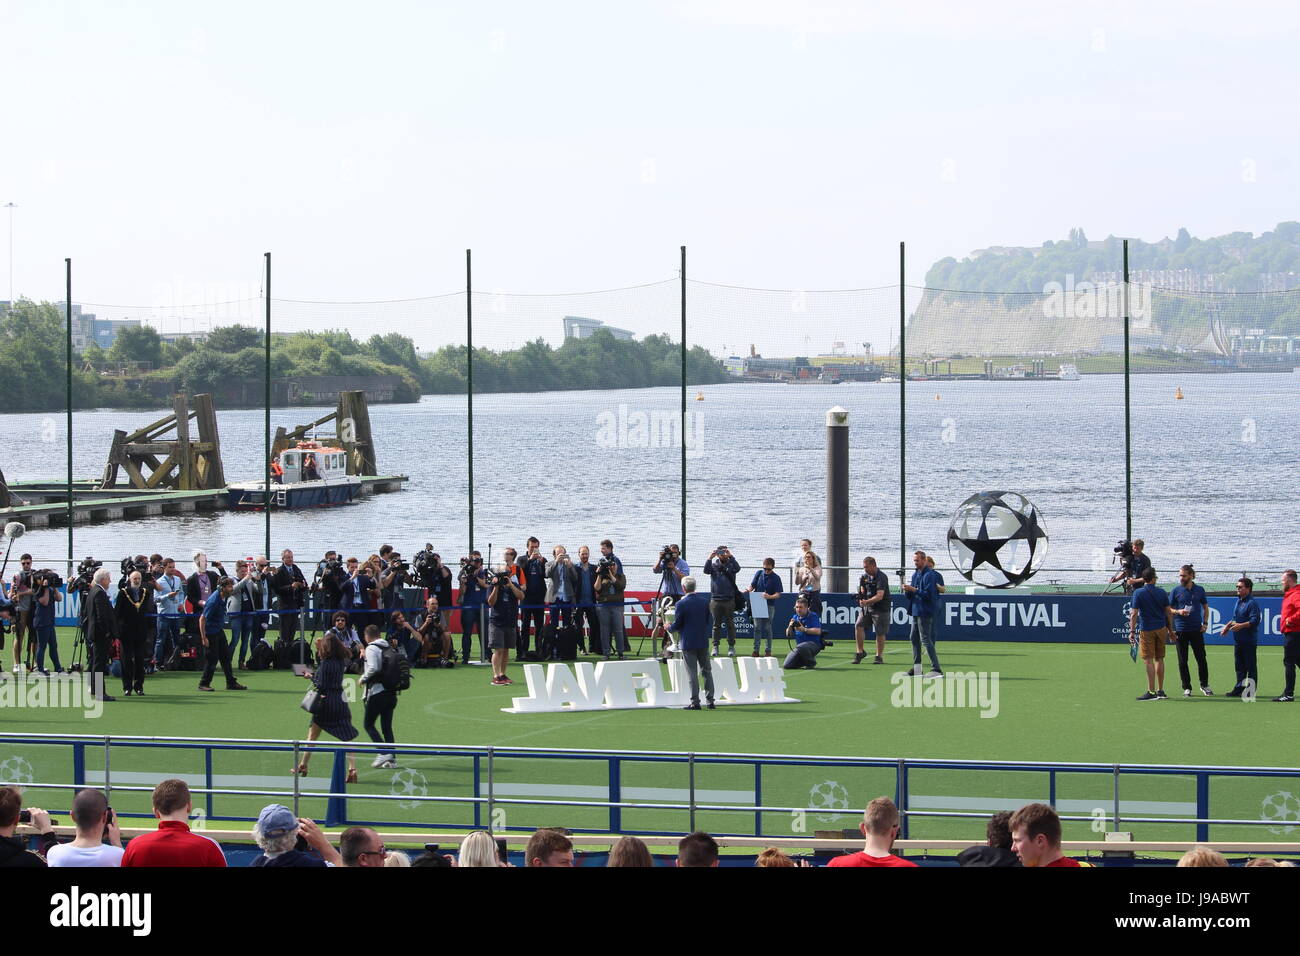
[1,630,1296,845]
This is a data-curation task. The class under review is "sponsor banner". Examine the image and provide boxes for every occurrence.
[766,593,1287,646]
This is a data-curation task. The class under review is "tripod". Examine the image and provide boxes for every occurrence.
[634,573,669,660]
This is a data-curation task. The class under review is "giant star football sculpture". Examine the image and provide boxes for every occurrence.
[945,491,1049,588]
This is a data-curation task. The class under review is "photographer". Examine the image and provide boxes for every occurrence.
[783,595,825,670]
[46,789,123,868]
[703,545,742,657]
[315,550,344,630]
[415,548,454,632]
[458,552,488,664]
[853,556,892,666]
[31,570,62,675]
[486,564,524,684]
[388,609,425,666]
[115,570,151,696]
[273,549,309,644]
[546,545,580,630]
[185,551,225,638]
[0,787,59,867]
[338,556,375,619]
[517,538,548,660]
[379,551,410,637]
[153,558,185,666]
[594,552,627,660]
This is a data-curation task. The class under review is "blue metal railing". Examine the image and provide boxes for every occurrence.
[2,732,1298,843]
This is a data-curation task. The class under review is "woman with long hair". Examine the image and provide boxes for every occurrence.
[294,632,359,783]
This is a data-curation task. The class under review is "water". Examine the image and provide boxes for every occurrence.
[2,373,1295,588]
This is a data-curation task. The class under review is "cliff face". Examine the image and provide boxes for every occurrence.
[905,289,1129,355]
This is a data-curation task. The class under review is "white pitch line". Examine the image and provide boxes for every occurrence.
[910,794,1197,815]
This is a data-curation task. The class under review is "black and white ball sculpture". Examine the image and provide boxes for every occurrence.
[946,491,1048,589]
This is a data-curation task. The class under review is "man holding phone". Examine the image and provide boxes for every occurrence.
[46,789,124,867]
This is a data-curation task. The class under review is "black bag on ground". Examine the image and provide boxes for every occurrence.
[290,638,314,668]
[536,624,558,661]
[555,625,579,661]
[273,637,294,670]
[247,640,274,671]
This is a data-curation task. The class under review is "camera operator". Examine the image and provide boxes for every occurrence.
[31,569,62,675]
[546,545,580,630]
[594,551,627,660]
[273,549,309,645]
[8,554,34,674]
[654,544,691,655]
[783,595,825,670]
[458,551,488,665]
[573,546,600,655]
[315,550,344,630]
[379,552,410,638]
[388,609,425,666]
[151,558,184,666]
[517,538,548,660]
[115,569,152,697]
[703,545,742,657]
[247,556,275,650]
[486,564,524,684]
[1110,539,1152,593]
[415,548,454,632]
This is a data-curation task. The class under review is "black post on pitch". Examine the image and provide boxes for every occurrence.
[65,259,73,569]
[680,245,687,558]
[1122,239,1132,542]
[826,407,849,592]
[264,252,272,559]
[466,249,474,554]
[898,241,907,574]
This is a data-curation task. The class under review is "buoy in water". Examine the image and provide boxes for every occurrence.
[695,391,704,401]
[1175,386,1184,400]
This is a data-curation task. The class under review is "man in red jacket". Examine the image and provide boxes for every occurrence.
[1276,569,1300,703]
[121,779,226,867]
[1010,803,1081,867]
[827,796,918,867]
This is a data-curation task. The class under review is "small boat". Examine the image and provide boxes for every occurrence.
[228,440,361,509]
[1057,363,1081,381]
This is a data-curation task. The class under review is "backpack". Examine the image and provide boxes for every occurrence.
[379,643,411,692]
[555,625,579,661]
[536,624,558,661]
[290,639,314,668]
[247,640,275,671]
[273,637,294,670]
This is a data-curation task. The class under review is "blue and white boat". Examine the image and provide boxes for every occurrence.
[228,441,361,509]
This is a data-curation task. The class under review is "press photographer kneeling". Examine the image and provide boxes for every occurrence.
[783,595,824,670]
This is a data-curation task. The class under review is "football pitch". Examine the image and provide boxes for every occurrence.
[2,629,1297,847]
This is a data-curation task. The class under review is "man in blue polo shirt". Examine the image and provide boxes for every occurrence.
[1128,567,1172,701]
[1170,564,1212,698]
[783,595,824,669]
[901,550,942,677]
[1222,577,1262,698]
[198,577,247,692]
[669,577,714,710]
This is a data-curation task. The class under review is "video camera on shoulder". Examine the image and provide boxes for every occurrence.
[33,569,65,591]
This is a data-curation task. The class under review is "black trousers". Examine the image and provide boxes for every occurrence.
[1233,639,1258,689]
[1175,628,1210,691]
[279,611,301,645]
[199,629,236,688]
[120,632,149,693]
[520,602,545,656]
[1283,632,1300,696]
[89,637,112,697]
[573,604,600,652]
[364,690,397,744]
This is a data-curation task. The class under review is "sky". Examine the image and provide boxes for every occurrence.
[1,0,1297,351]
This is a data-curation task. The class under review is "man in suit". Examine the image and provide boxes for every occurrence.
[669,577,714,710]
[247,556,275,650]
[545,545,580,631]
[185,552,224,640]
[572,546,601,655]
[337,556,375,621]
[273,549,309,646]
[85,569,117,702]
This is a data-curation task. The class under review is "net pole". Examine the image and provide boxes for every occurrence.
[65,258,73,568]
[898,241,906,573]
[1122,239,1132,541]
[466,249,474,554]
[264,252,272,559]
[680,245,687,559]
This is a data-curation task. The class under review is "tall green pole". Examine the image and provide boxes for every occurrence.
[680,245,687,558]
[1122,239,1132,541]
[65,259,73,571]
[899,241,906,573]
[264,252,272,559]
[466,249,474,554]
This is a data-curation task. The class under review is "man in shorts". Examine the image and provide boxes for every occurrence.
[486,564,524,686]
[853,555,892,665]
[1128,567,1173,701]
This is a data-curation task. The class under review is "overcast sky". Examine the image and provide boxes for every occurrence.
[2,0,1296,350]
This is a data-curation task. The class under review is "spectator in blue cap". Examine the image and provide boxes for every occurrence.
[250,805,341,867]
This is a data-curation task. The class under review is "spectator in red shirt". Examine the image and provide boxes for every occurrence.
[827,797,918,867]
[121,779,226,867]
[1009,803,1081,868]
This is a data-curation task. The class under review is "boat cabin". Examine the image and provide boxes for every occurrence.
[275,441,348,483]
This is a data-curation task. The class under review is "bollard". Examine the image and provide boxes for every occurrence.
[825,407,849,593]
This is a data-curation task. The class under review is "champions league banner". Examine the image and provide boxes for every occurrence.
[768,593,1288,647]
[54,587,1282,646]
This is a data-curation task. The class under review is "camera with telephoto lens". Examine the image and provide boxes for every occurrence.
[492,569,513,588]
[659,545,675,564]
[120,555,148,577]
[33,569,64,591]
[1114,540,1134,559]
